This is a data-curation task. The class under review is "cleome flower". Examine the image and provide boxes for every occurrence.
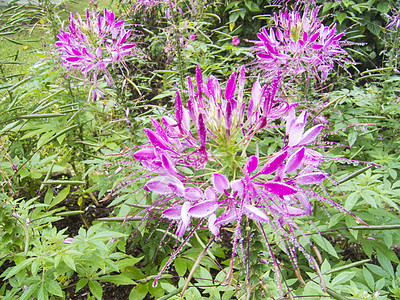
[254,6,351,81]
[109,66,365,287]
[54,8,139,101]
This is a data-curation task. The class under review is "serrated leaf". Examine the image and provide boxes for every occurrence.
[4,258,34,279]
[45,280,63,296]
[63,255,76,271]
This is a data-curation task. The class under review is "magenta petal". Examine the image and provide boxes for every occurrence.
[184,187,203,201]
[294,172,326,184]
[286,206,306,216]
[297,193,312,215]
[243,204,269,223]
[161,154,177,175]
[143,128,171,151]
[144,175,184,195]
[181,202,191,227]
[300,124,324,145]
[133,148,156,160]
[175,91,183,127]
[198,113,206,148]
[231,179,244,198]
[258,151,288,176]
[205,186,217,201]
[285,147,305,173]
[224,72,236,101]
[175,221,187,238]
[214,209,237,227]
[188,200,219,218]
[162,205,182,219]
[288,123,305,147]
[263,182,297,196]
[212,173,230,194]
[208,214,220,236]
[245,155,258,174]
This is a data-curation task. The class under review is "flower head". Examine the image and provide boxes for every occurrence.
[54,8,139,101]
[254,7,351,81]
[110,66,365,287]
[232,37,240,45]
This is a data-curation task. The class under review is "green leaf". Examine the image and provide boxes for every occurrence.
[76,278,88,292]
[116,257,144,270]
[89,280,103,300]
[345,192,359,211]
[377,1,390,13]
[331,271,356,286]
[129,283,148,300]
[336,12,347,24]
[63,255,76,271]
[45,280,63,297]
[50,186,70,208]
[100,274,135,285]
[44,187,53,205]
[20,282,40,300]
[4,258,34,279]
[363,267,374,290]
[174,257,187,276]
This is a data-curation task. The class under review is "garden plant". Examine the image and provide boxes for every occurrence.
[1,0,400,299]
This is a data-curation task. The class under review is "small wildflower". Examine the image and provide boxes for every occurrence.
[190,34,196,40]
[232,37,240,45]
[53,8,139,101]
[254,6,351,81]
[62,237,74,244]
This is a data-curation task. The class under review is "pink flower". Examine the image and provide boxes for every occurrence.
[53,8,140,101]
[190,34,196,40]
[232,37,240,45]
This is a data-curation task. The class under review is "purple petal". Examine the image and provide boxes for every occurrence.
[208,214,220,236]
[286,206,306,216]
[144,175,184,195]
[184,187,203,201]
[231,179,244,198]
[133,148,156,160]
[263,182,297,196]
[258,151,287,176]
[204,186,217,201]
[214,209,237,227]
[243,204,269,223]
[294,172,326,184]
[181,202,191,227]
[198,113,206,148]
[151,118,169,143]
[162,205,182,219]
[300,124,324,145]
[212,173,230,194]
[297,193,312,215]
[188,200,219,218]
[288,123,305,147]
[245,155,258,174]
[143,128,171,151]
[175,91,183,128]
[285,147,305,173]
[161,154,177,175]
[224,72,236,101]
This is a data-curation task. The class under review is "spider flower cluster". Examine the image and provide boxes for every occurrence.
[254,7,350,80]
[112,65,362,286]
[54,8,137,100]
